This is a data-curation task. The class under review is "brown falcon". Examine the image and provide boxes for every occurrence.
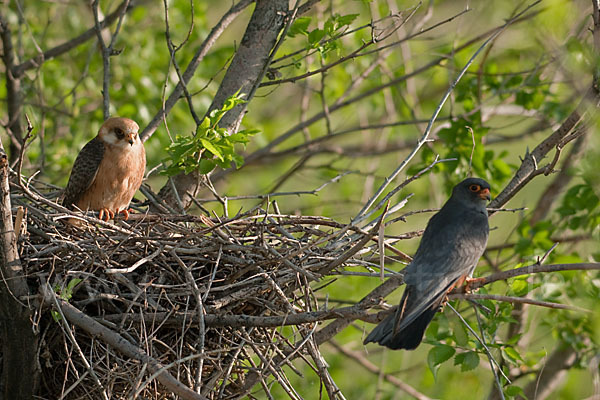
[63,117,146,221]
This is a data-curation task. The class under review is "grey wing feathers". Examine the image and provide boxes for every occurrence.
[393,279,456,333]
[394,207,489,332]
[63,137,105,208]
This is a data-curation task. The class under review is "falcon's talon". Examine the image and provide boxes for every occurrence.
[118,208,131,220]
[463,277,486,293]
[98,208,114,221]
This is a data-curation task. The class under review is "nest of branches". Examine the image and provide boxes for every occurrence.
[11,174,393,400]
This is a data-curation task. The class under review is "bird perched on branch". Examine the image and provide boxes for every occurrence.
[63,117,146,221]
[364,177,491,350]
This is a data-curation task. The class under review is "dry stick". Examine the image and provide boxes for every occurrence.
[41,285,208,400]
[102,301,379,328]
[172,251,206,393]
[359,156,455,228]
[353,1,541,224]
[330,341,433,400]
[14,175,136,235]
[306,335,345,400]
[140,0,253,141]
[50,287,110,400]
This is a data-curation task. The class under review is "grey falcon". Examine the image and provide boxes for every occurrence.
[364,177,491,350]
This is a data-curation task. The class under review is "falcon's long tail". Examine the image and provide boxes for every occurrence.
[363,286,443,350]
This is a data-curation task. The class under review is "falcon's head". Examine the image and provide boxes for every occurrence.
[98,117,140,147]
[452,177,492,206]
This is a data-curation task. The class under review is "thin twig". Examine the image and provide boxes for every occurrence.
[354,2,541,222]
[447,303,506,399]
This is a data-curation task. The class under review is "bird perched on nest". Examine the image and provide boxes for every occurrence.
[63,117,146,221]
[364,177,491,350]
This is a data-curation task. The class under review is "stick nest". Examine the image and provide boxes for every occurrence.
[12,179,385,399]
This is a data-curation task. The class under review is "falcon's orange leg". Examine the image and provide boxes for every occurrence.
[118,208,134,220]
[98,208,115,221]
[441,273,471,308]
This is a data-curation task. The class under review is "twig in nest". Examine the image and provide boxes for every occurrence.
[41,284,208,400]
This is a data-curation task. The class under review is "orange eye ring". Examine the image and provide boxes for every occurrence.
[469,184,481,192]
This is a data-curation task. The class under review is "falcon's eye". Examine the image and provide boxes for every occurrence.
[114,127,125,139]
[469,184,481,192]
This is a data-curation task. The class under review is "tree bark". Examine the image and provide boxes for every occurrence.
[158,0,289,210]
[0,14,23,163]
[0,141,39,398]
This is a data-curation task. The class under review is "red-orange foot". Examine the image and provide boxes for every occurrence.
[98,208,115,221]
[463,277,486,293]
[118,208,134,220]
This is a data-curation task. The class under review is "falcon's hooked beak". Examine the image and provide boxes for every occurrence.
[479,188,491,201]
[127,135,135,146]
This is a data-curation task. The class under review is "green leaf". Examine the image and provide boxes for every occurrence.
[453,320,469,346]
[337,13,359,26]
[63,278,82,300]
[503,346,524,365]
[288,17,311,37]
[427,344,455,378]
[308,29,325,46]
[505,385,526,398]
[492,158,512,177]
[199,138,224,161]
[454,351,480,372]
[51,310,61,322]
[200,116,210,130]
[510,278,530,296]
[198,159,216,174]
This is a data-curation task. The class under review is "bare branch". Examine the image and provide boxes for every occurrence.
[450,293,590,313]
[91,0,131,119]
[12,0,136,77]
[462,262,600,290]
[140,0,253,141]
[354,2,541,222]
[227,8,542,184]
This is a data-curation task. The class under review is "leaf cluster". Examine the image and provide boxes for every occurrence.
[161,93,259,176]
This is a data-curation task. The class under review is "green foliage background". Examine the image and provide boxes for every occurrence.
[3,0,600,398]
